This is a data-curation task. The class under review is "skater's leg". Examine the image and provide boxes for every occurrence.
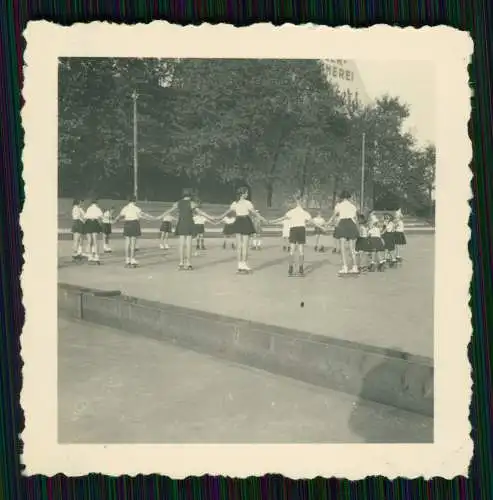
[124,236,130,263]
[185,235,192,266]
[235,234,242,268]
[91,233,99,260]
[129,237,136,261]
[299,243,305,274]
[288,242,295,274]
[242,235,250,268]
[72,233,80,256]
[340,239,348,272]
[179,235,185,266]
[349,240,358,272]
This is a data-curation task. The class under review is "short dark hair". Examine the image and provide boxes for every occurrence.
[182,187,193,198]
[129,195,137,202]
[72,199,80,206]
[236,186,249,200]
[339,190,351,200]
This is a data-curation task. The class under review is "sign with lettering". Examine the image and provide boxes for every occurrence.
[322,60,371,108]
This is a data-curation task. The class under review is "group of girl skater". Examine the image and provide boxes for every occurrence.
[70,188,407,275]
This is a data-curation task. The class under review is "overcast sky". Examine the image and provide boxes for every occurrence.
[356,60,435,147]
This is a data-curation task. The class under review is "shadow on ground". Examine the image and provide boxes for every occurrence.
[348,355,433,443]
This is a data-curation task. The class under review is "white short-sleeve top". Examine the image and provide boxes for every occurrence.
[395,220,404,232]
[193,215,206,225]
[285,206,312,228]
[71,206,83,221]
[120,202,142,221]
[384,221,395,232]
[85,204,103,220]
[368,226,382,238]
[334,200,357,220]
[230,199,254,217]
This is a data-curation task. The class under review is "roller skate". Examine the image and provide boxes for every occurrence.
[389,258,398,268]
[338,265,359,278]
[72,253,83,263]
[377,260,386,272]
[237,262,253,275]
[88,255,101,266]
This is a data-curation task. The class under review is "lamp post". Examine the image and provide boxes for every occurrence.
[131,89,139,200]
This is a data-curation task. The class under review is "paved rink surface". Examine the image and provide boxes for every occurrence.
[58,234,434,357]
[58,318,433,444]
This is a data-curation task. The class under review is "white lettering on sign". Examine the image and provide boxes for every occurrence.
[326,64,354,82]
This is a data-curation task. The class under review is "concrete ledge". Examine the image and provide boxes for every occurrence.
[58,282,434,417]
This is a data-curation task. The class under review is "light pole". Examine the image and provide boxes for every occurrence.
[131,89,139,201]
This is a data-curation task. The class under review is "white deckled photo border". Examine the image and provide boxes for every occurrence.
[20,22,473,479]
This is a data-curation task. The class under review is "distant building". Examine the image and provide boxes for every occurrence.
[321,59,371,108]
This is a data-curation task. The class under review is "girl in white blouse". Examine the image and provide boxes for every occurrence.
[70,199,84,259]
[84,199,104,262]
[217,187,267,272]
[328,190,360,274]
[113,196,155,267]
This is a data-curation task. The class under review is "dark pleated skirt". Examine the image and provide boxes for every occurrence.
[232,215,255,235]
[335,219,359,240]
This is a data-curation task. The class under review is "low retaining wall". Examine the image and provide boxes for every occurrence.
[58,282,434,417]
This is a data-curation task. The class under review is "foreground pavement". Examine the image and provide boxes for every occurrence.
[58,318,433,444]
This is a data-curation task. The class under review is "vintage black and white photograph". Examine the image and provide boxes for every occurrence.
[22,23,472,478]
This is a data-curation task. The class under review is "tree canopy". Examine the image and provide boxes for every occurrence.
[58,57,435,213]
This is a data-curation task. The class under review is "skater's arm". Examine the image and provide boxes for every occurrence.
[158,203,178,218]
[270,215,286,225]
[256,213,269,224]
[195,209,215,222]
[140,209,158,221]
[112,212,122,224]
